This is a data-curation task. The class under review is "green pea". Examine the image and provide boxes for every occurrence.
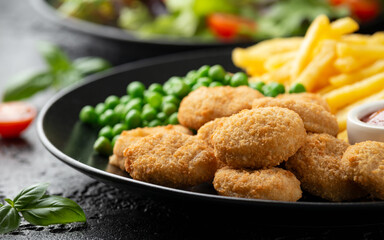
[197,77,212,86]
[209,81,223,87]
[184,76,198,88]
[148,119,162,127]
[230,72,248,87]
[120,95,131,104]
[186,70,197,79]
[148,83,164,95]
[123,98,143,115]
[208,64,226,82]
[141,106,157,121]
[145,91,163,109]
[98,125,113,139]
[93,136,113,156]
[142,120,149,127]
[156,112,167,122]
[223,74,232,85]
[168,112,179,125]
[289,83,306,94]
[79,105,98,125]
[99,109,120,126]
[112,123,128,136]
[125,109,142,129]
[95,103,107,115]
[162,95,180,106]
[262,82,285,97]
[162,102,177,116]
[164,78,190,98]
[112,134,120,147]
[105,95,120,109]
[197,65,210,78]
[249,81,265,94]
[127,81,146,98]
[114,103,126,120]
[163,77,182,94]
[191,82,206,91]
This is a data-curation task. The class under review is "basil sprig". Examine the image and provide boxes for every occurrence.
[0,183,86,234]
[2,42,111,102]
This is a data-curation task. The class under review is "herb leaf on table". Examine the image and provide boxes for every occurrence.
[2,42,111,102]
[0,183,86,234]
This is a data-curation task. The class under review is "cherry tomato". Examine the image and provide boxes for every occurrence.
[330,0,381,22]
[207,13,256,40]
[0,102,37,138]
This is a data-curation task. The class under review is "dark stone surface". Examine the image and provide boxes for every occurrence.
[2,1,384,239]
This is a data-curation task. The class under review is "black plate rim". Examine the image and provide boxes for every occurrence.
[31,0,250,47]
[37,49,384,210]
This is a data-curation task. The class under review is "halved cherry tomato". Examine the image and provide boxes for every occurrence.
[330,0,381,22]
[207,13,256,40]
[0,102,37,138]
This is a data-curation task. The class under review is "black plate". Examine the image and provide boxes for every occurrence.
[37,49,384,221]
[32,0,252,47]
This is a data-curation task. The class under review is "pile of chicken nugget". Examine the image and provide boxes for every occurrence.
[109,85,384,202]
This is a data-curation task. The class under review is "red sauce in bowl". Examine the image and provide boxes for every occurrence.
[361,107,384,127]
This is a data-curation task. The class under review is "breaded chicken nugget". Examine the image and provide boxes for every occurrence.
[286,133,366,201]
[109,125,192,170]
[212,107,306,169]
[124,131,217,188]
[196,117,228,169]
[341,141,384,200]
[196,117,227,147]
[178,86,263,130]
[213,167,302,202]
[252,98,338,136]
[277,92,331,112]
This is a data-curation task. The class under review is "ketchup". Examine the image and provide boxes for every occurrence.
[361,107,384,126]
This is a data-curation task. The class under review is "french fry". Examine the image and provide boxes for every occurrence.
[341,34,370,44]
[335,88,384,132]
[337,130,348,142]
[370,32,384,44]
[330,17,359,37]
[330,59,384,87]
[291,15,330,79]
[293,40,336,91]
[337,42,384,59]
[258,62,292,84]
[324,72,384,112]
[333,56,375,73]
[264,51,296,72]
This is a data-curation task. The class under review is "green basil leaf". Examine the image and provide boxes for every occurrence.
[54,69,83,89]
[20,195,86,226]
[0,205,21,234]
[2,71,53,102]
[37,42,71,73]
[4,199,13,207]
[13,183,49,210]
[72,57,111,76]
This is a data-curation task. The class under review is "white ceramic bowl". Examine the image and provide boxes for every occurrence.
[347,100,384,144]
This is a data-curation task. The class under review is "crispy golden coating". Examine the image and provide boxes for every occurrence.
[277,92,331,112]
[109,125,192,170]
[196,117,228,169]
[252,97,338,136]
[213,167,302,202]
[123,131,217,188]
[212,107,306,169]
[178,86,264,130]
[341,141,384,200]
[286,133,366,201]
[196,117,227,147]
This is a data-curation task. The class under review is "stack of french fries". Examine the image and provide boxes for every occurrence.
[232,15,384,141]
